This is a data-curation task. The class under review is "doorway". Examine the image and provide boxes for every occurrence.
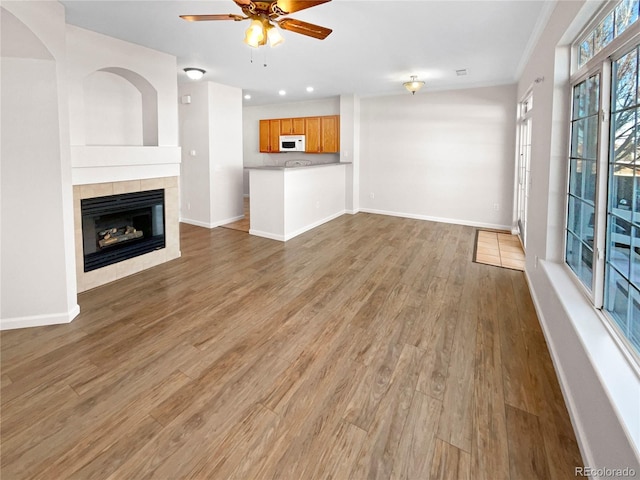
[516,93,533,249]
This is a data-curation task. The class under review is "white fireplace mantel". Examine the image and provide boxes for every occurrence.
[71,145,181,185]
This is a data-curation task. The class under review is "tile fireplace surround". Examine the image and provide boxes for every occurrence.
[73,177,180,292]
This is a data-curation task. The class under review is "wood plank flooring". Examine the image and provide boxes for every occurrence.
[0,213,583,479]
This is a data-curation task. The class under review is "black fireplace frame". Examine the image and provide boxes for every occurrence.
[81,189,165,272]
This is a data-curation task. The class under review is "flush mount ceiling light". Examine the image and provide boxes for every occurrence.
[184,68,206,80]
[403,75,425,95]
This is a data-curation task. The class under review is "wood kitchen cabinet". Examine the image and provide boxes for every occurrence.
[259,119,281,152]
[280,117,305,135]
[259,115,339,153]
[305,115,340,153]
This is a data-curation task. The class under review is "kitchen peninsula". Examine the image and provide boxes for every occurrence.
[247,162,350,241]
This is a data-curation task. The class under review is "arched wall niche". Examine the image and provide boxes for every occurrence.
[82,66,159,146]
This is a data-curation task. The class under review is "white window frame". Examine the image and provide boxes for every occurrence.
[566,1,640,359]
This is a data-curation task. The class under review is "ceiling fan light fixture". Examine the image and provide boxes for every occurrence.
[244,18,266,47]
[403,75,425,95]
[266,24,285,47]
[184,68,206,80]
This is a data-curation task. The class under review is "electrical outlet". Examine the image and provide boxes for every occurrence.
[187,202,191,211]
[493,203,500,211]
[370,192,375,199]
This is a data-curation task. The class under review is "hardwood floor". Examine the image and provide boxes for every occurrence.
[0,213,582,479]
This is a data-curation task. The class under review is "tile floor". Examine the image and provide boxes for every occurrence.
[474,230,525,271]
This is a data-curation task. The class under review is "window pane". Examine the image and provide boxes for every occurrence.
[595,13,614,54]
[573,80,587,119]
[579,34,594,67]
[567,231,594,288]
[615,0,640,36]
[567,73,600,295]
[630,285,640,351]
[611,110,637,164]
[571,119,585,157]
[613,49,638,111]
[606,264,630,329]
[569,158,598,200]
[632,164,640,226]
[609,213,632,278]
[588,75,600,115]
[631,227,640,286]
[572,76,599,118]
[569,196,595,239]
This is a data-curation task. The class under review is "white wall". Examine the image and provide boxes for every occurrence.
[179,82,212,226]
[1,2,79,328]
[518,0,640,472]
[340,94,361,214]
[179,81,244,228]
[358,85,517,230]
[208,82,244,226]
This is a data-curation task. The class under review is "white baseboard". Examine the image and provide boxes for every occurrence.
[1,304,80,330]
[283,211,346,241]
[358,207,512,231]
[180,215,244,229]
[250,211,346,242]
[248,229,285,241]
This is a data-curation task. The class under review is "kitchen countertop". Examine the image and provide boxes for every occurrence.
[245,162,352,171]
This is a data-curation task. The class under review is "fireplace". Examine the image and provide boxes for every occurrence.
[81,189,165,272]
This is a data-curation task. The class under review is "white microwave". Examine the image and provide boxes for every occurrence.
[279,135,305,152]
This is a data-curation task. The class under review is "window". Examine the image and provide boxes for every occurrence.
[605,46,640,351]
[567,74,599,290]
[578,0,639,67]
[566,1,640,357]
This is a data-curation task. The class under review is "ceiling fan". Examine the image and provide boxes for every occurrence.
[180,0,333,48]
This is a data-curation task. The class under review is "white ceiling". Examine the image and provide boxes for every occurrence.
[60,0,555,105]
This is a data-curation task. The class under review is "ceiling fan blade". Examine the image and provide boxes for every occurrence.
[275,0,331,14]
[278,18,332,39]
[180,14,246,22]
[233,0,252,5]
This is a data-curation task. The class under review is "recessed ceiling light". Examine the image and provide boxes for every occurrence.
[244,94,251,100]
[278,90,286,96]
[456,69,468,76]
[306,86,314,93]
